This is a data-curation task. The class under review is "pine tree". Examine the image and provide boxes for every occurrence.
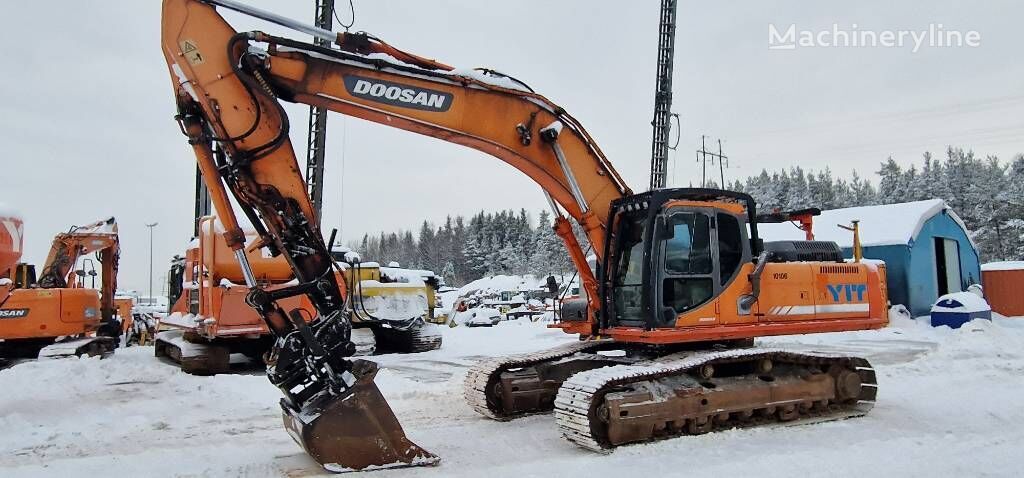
[876,157,905,204]
[417,221,437,271]
[1002,155,1024,259]
[849,171,877,206]
[784,167,811,209]
[810,169,837,209]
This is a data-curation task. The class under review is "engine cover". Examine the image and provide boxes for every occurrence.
[763,240,844,263]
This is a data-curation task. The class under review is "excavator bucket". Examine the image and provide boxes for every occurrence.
[282,359,439,473]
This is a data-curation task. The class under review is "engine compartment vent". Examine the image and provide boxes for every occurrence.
[819,264,861,274]
[763,241,844,263]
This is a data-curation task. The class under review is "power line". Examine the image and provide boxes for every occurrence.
[696,135,728,188]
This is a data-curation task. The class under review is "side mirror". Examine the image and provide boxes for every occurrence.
[75,270,86,277]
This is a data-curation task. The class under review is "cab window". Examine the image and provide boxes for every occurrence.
[611,212,647,323]
[664,213,712,274]
[662,213,713,313]
[717,213,743,285]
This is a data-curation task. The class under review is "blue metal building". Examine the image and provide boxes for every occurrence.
[759,199,981,317]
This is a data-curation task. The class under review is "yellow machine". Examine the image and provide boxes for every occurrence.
[337,255,443,352]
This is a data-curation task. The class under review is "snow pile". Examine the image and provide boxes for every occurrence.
[159,312,202,329]
[329,244,352,255]
[451,307,501,326]
[72,218,116,235]
[981,261,1024,272]
[450,68,531,92]
[457,274,548,298]
[354,289,428,321]
[758,199,969,248]
[379,267,437,286]
[931,292,991,313]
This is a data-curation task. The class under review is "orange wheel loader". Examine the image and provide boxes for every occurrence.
[0,216,122,359]
[160,0,886,471]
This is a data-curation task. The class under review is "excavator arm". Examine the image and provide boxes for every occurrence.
[36,217,121,336]
[161,0,630,470]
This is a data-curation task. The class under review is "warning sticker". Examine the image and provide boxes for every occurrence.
[180,39,205,66]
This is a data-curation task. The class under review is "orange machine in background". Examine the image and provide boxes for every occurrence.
[0,207,24,303]
[158,216,441,374]
[0,217,122,358]
[156,216,314,374]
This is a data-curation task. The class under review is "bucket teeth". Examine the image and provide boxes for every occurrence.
[282,359,439,472]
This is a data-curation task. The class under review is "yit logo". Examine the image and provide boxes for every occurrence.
[343,76,453,112]
[2,219,23,253]
[0,309,29,319]
[827,283,867,302]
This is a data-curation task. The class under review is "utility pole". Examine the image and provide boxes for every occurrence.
[648,0,679,190]
[305,0,335,224]
[695,135,728,188]
[146,222,158,301]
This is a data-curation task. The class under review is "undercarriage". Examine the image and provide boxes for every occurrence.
[465,340,876,450]
[0,336,118,360]
[155,319,442,375]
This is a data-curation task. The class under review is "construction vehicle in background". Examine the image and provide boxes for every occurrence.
[158,216,317,374]
[161,0,886,471]
[0,205,24,306]
[157,217,440,374]
[341,255,443,352]
[0,217,122,359]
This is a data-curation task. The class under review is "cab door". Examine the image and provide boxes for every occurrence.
[655,210,748,327]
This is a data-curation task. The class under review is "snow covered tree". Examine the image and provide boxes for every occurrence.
[876,157,906,204]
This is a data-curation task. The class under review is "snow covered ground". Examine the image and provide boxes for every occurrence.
[2,316,1024,477]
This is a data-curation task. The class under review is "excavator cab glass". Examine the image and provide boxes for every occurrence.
[603,189,755,330]
[610,210,647,326]
[661,212,715,316]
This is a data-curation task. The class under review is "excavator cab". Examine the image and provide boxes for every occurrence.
[602,188,757,330]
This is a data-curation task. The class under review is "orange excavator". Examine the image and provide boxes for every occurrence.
[0,217,122,359]
[158,216,439,374]
[157,216,316,374]
[161,0,887,471]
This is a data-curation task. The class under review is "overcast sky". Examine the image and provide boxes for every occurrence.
[3,1,1021,293]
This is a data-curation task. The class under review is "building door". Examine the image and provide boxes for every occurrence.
[934,237,962,295]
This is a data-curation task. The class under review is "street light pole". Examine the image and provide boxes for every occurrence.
[146,222,158,302]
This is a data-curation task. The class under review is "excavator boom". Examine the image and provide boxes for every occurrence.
[35,217,120,332]
[161,0,636,470]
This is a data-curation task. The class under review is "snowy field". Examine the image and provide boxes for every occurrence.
[2,317,1023,478]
